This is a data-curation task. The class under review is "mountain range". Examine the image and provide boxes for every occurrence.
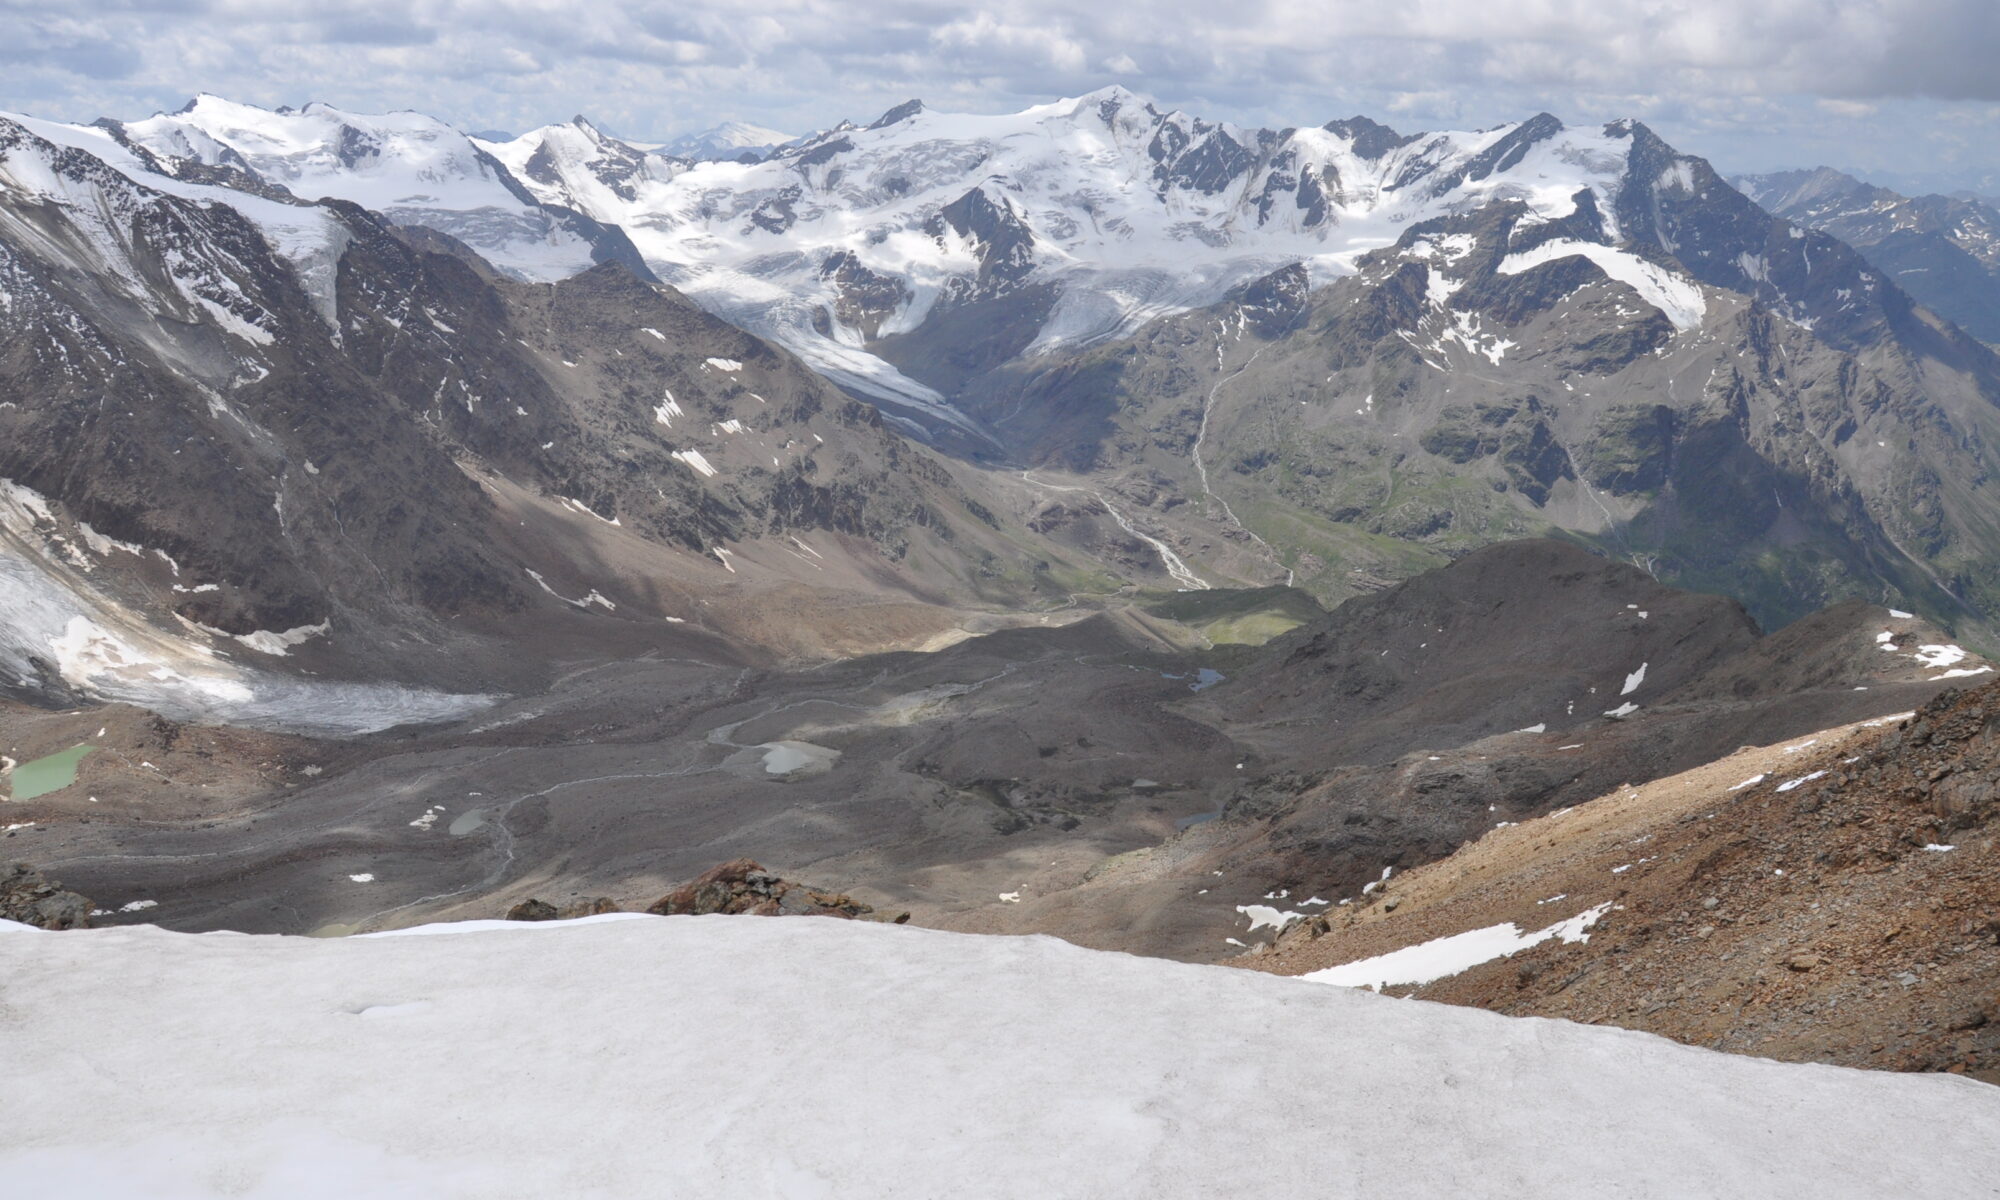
[1736,166,2000,345]
[3,87,1997,676]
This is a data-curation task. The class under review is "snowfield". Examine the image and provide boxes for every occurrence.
[3,915,1996,1198]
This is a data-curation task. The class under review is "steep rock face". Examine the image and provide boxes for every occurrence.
[0,115,522,658]
[1739,167,2000,345]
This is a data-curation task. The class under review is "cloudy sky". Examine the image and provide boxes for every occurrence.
[7,0,1998,192]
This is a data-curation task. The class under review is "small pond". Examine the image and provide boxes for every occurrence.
[8,745,92,801]
[1160,669,1226,692]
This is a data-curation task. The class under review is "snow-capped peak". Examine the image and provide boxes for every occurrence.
[466,87,1655,412]
[118,96,605,283]
[661,120,796,161]
[0,109,347,338]
[47,89,1750,424]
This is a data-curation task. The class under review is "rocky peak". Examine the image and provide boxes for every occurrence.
[868,99,926,130]
[928,185,1037,290]
[1322,115,1416,160]
[1079,83,1143,123]
[1430,111,1565,195]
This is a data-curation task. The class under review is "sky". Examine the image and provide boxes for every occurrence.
[6,0,1999,194]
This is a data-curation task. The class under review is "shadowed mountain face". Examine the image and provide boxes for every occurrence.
[1738,167,2000,346]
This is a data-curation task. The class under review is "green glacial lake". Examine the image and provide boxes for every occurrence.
[8,745,92,801]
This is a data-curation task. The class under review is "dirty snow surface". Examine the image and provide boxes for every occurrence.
[5,917,1997,1198]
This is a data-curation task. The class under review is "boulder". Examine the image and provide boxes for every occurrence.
[1,863,94,930]
[506,897,621,921]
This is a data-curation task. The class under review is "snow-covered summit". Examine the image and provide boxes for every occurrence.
[660,119,795,162]
[117,96,611,282]
[5,914,1995,1197]
[477,116,689,210]
[0,109,347,344]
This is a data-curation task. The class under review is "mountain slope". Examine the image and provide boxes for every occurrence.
[0,111,1103,728]
[921,544,1987,961]
[15,86,2000,706]
[1246,675,2000,1082]
[459,90,2000,639]
[959,121,2000,639]
[1738,167,2000,345]
[11,539,1969,944]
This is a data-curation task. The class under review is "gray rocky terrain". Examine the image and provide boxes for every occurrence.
[7,541,1981,965]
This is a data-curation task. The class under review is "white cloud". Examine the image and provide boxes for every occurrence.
[932,11,1088,74]
[1,1,1995,184]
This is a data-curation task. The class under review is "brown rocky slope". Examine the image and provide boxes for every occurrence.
[1245,679,2000,1082]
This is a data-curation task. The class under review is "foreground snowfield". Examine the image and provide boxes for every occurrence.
[4,915,1995,1198]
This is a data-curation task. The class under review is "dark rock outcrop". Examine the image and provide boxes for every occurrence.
[1,863,93,930]
[505,896,619,922]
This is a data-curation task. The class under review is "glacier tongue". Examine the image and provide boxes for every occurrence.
[0,480,492,737]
